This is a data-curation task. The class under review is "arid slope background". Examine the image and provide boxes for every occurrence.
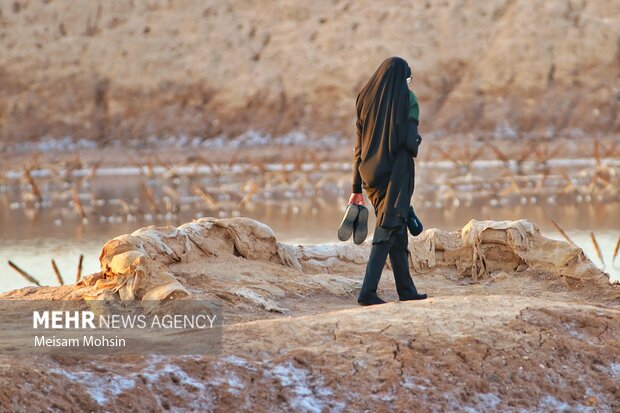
[1,0,619,143]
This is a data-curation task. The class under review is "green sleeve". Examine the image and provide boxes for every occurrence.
[408,90,419,124]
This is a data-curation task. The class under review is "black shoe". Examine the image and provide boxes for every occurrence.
[407,205,423,236]
[357,294,387,306]
[352,205,369,245]
[399,292,428,301]
[338,204,359,241]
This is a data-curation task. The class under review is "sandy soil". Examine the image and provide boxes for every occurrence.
[0,218,618,412]
[1,274,618,412]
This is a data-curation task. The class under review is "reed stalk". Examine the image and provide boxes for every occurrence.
[23,168,43,203]
[76,254,84,282]
[72,188,87,221]
[590,232,605,266]
[51,259,64,285]
[550,220,577,246]
[193,185,218,209]
[141,181,160,214]
[8,260,41,286]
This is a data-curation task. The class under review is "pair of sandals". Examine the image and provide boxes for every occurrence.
[338,204,424,244]
[337,204,369,244]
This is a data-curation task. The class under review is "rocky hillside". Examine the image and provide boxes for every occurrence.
[1,0,619,143]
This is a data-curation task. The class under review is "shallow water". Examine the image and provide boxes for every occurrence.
[1,200,618,293]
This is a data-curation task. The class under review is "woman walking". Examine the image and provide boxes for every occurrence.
[349,56,427,306]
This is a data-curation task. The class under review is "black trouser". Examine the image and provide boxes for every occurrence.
[359,224,418,299]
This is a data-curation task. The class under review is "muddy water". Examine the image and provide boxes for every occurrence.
[1,200,618,293]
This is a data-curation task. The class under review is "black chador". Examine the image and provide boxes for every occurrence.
[352,56,427,305]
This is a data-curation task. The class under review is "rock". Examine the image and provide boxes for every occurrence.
[490,271,511,282]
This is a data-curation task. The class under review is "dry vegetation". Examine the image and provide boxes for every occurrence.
[1,138,618,228]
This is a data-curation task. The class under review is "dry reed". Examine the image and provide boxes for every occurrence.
[72,187,87,221]
[193,185,218,209]
[8,260,41,286]
[23,168,43,203]
[590,232,605,266]
[51,259,64,285]
[76,254,84,282]
[612,234,620,264]
[550,220,577,246]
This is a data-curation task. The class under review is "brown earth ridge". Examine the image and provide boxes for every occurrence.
[0,217,619,411]
[1,0,619,143]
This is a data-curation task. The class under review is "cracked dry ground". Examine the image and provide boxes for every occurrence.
[1,264,619,412]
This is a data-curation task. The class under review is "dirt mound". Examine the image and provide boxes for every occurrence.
[4,217,616,313]
[1,216,619,411]
[411,219,610,283]
[1,1,619,142]
[1,297,619,412]
[82,217,613,303]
